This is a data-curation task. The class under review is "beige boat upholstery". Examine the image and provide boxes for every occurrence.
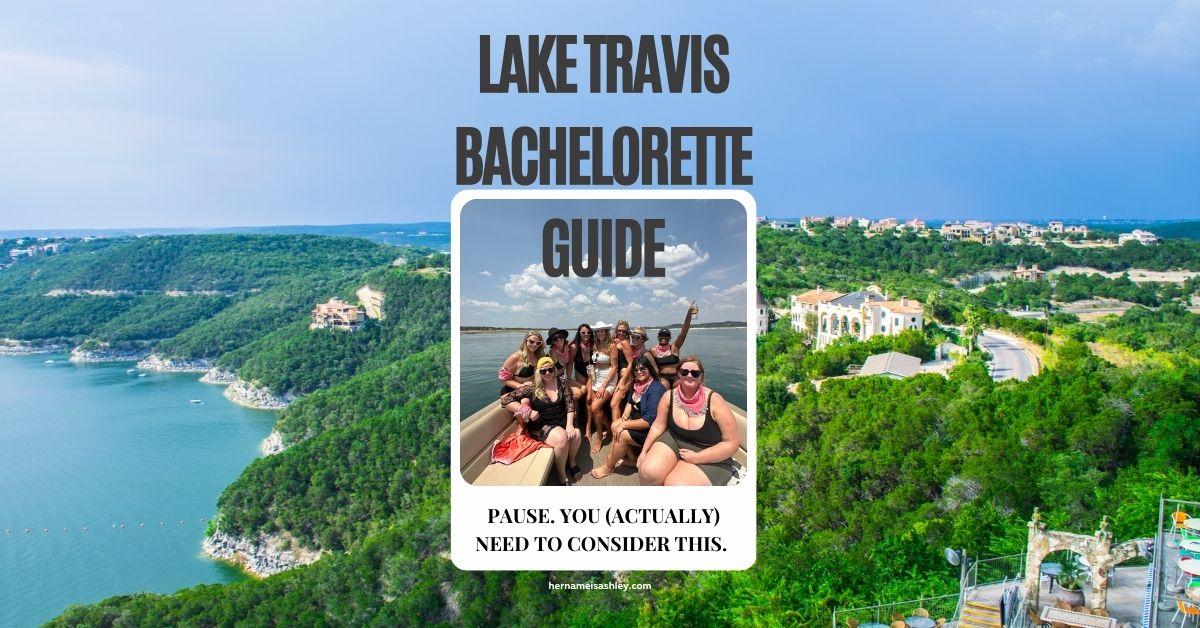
[460,400,749,486]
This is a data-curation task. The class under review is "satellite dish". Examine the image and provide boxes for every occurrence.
[944,548,961,566]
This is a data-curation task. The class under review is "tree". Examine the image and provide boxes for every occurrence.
[963,307,984,353]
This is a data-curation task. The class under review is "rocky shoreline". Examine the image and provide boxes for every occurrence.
[260,430,285,455]
[202,530,323,577]
[69,346,150,363]
[0,340,66,355]
[137,354,215,372]
[223,378,295,410]
[200,368,238,385]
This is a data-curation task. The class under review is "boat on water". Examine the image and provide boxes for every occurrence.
[138,373,148,378]
[189,399,203,404]
[126,368,137,374]
[44,359,55,364]
[460,399,748,487]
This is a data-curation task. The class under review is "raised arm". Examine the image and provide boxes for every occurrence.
[673,302,697,352]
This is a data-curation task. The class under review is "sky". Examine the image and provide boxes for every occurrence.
[459,199,747,328]
[1,2,1198,228]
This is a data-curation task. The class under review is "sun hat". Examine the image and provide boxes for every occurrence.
[591,320,613,330]
[547,327,569,341]
[632,326,648,338]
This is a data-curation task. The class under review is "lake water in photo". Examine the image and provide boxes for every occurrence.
[0,354,277,627]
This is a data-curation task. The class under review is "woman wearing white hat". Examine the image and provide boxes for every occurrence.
[585,320,618,454]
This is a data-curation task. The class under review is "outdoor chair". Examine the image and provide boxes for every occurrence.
[1055,600,1073,610]
[845,618,859,628]
[892,612,906,622]
[1174,600,1200,626]
[890,622,906,628]
[935,618,946,627]
[912,607,930,618]
[1026,606,1049,627]
[1175,510,1194,541]
[1091,608,1109,617]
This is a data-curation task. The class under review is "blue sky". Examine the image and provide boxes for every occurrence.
[1,2,1197,228]
[459,199,747,328]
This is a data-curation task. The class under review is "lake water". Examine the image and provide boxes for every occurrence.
[0,354,277,627]
[459,327,748,420]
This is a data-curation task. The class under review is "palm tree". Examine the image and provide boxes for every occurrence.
[963,307,984,352]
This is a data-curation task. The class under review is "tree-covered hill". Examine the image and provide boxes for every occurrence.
[0,234,398,344]
[47,227,1200,626]
[217,268,449,395]
[757,225,1200,304]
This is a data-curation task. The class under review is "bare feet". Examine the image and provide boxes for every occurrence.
[589,432,602,454]
[590,464,615,480]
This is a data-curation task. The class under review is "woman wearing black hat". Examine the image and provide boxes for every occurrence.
[546,327,572,376]
[547,327,584,400]
[651,301,698,388]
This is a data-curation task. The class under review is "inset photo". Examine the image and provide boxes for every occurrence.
[455,196,752,488]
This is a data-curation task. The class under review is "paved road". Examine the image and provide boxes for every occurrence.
[977,330,1038,382]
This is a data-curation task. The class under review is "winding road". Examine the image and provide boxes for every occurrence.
[977,330,1039,382]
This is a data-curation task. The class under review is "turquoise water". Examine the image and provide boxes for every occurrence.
[0,354,277,627]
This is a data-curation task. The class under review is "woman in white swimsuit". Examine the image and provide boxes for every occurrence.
[586,321,618,454]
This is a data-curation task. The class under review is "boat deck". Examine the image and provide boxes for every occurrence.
[570,435,642,487]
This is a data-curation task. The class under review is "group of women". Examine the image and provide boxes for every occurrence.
[496,303,741,487]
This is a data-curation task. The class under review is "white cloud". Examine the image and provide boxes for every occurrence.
[0,49,146,105]
[463,298,502,309]
[701,284,720,293]
[1134,0,1200,67]
[610,275,677,289]
[478,270,492,277]
[656,242,710,277]
[653,288,678,302]
[597,289,621,306]
[571,294,590,306]
[504,263,568,300]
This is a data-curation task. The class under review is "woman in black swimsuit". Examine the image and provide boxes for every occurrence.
[608,320,636,434]
[652,302,698,388]
[500,357,581,485]
[569,324,594,392]
[498,331,545,397]
[548,326,584,401]
[636,355,739,486]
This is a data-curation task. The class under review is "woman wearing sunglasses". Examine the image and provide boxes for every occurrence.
[500,356,581,485]
[590,355,665,480]
[498,331,547,397]
[636,355,739,486]
[651,301,699,388]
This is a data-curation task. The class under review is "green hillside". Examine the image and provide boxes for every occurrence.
[46,228,1200,626]
[0,234,398,345]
